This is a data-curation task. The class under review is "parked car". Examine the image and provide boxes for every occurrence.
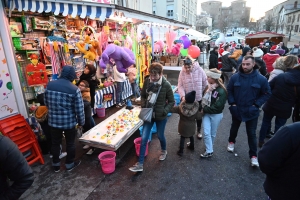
[226,31,233,36]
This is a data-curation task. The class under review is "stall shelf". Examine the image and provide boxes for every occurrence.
[79,106,143,151]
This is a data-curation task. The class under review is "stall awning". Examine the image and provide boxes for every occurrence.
[7,0,114,20]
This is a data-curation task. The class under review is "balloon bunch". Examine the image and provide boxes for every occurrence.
[178,35,200,58]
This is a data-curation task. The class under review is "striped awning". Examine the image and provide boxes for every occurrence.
[8,0,113,20]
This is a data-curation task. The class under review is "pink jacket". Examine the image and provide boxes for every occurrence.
[178,62,208,101]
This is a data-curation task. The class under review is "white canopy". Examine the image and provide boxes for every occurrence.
[177,29,211,41]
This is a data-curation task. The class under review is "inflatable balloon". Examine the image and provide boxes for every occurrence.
[188,45,200,58]
[6,82,12,90]
[179,35,191,49]
[215,33,225,46]
[171,43,182,56]
[180,49,188,56]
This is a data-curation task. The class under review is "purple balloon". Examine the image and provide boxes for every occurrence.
[179,35,191,49]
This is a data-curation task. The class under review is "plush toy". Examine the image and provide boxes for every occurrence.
[171,43,182,56]
[76,35,100,61]
[100,44,135,73]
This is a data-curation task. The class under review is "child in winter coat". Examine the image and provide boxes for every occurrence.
[78,80,96,155]
[171,91,203,156]
[127,64,140,101]
[228,44,242,61]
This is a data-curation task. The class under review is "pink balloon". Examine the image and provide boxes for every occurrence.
[188,45,200,58]
[154,43,162,53]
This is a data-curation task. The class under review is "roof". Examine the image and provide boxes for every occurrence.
[245,31,285,39]
[285,8,300,15]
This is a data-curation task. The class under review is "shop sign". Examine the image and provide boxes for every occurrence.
[0,36,18,119]
[81,0,111,3]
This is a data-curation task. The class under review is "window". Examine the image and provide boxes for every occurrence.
[293,15,296,22]
[291,25,294,31]
[294,1,298,8]
[298,14,300,22]
[153,6,156,15]
[288,16,291,23]
[295,25,299,32]
[153,0,156,2]
[167,5,174,17]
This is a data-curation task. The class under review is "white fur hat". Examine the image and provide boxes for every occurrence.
[206,70,222,79]
[253,48,264,57]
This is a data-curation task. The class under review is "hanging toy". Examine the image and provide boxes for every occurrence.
[25,54,48,86]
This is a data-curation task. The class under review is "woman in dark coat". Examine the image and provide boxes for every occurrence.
[258,63,300,147]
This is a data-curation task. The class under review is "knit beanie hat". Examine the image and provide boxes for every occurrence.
[270,45,278,52]
[252,47,264,57]
[206,69,222,79]
[185,91,196,103]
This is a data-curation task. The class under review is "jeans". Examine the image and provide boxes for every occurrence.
[51,126,76,168]
[222,71,233,87]
[179,136,194,151]
[259,112,287,142]
[91,117,96,127]
[116,82,124,104]
[131,82,140,98]
[228,116,258,158]
[203,113,223,153]
[138,118,168,164]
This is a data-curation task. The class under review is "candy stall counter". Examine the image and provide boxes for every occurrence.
[79,106,143,151]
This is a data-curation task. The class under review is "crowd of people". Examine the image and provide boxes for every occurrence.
[2,37,300,199]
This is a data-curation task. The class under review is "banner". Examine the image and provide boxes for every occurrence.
[0,35,18,119]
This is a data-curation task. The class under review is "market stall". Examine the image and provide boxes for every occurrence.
[245,31,285,48]
[79,106,143,151]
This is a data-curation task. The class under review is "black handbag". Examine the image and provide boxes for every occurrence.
[138,84,162,123]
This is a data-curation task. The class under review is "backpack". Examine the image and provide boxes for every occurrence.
[25,117,47,141]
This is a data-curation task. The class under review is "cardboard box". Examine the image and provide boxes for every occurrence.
[165,62,171,66]
[170,56,178,66]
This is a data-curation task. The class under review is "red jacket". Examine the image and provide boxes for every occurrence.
[262,53,280,73]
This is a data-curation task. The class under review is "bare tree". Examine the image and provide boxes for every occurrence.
[196,15,210,33]
[218,17,229,33]
[265,15,275,31]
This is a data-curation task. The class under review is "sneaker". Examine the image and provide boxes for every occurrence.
[49,154,53,159]
[159,150,167,161]
[227,142,235,152]
[53,166,60,173]
[251,156,259,167]
[200,151,213,158]
[86,148,94,155]
[83,145,90,149]
[129,162,143,172]
[66,160,81,172]
[186,142,194,150]
[177,150,183,156]
[197,132,202,139]
[59,152,67,159]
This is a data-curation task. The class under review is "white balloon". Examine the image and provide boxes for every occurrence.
[215,33,226,45]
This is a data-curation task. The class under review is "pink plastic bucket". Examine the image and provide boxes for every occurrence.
[96,107,105,118]
[134,137,149,157]
[98,151,116,174]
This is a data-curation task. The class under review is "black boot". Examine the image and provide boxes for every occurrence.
[177,149,183,156]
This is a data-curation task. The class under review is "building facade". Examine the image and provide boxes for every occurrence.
[114,0,153,14]
[152,0,197,26]
[201,0,250,29]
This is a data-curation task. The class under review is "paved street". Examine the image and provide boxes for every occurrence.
[19,101,293,200]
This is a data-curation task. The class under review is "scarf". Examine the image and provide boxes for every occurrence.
[202,83,218,108]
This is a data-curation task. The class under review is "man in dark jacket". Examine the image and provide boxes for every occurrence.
[258,122,300,200]
[44,66,85,172]
[226,55,271,167]
[209,46,219,69]
[0,135,34,199]
[221,45,237,86]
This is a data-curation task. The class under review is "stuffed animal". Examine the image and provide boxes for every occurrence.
[100,44,135,73]
[76,35,100,61]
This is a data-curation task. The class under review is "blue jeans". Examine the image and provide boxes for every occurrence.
[259,112,287,142]
[228,116,258,158]
[131,82,140,98]
[138,118,168,164]
[203,113,223,153]
[116,82,124,104]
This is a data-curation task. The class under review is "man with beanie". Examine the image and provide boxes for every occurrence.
[227,55,271,167]
[263,45,280,74]
[252,47,267,76]
[44,66,85,172]
[171,90,202,156]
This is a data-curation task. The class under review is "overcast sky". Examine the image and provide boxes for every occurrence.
[197,0,287,20]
